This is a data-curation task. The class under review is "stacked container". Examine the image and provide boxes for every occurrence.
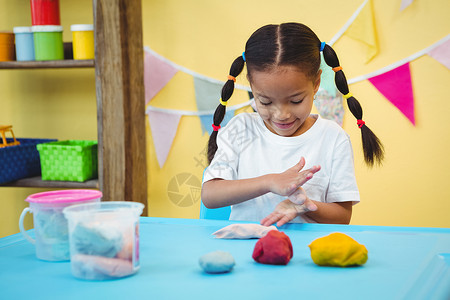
[30,0,61,25]
[13,27,35,61]
[0,32,15,61]
[30,0,63,61]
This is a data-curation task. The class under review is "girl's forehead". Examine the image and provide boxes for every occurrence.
[250,67,314,89]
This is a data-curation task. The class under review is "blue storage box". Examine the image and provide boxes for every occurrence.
[0,138,57,184]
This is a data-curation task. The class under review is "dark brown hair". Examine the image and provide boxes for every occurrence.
[208,22,384,166]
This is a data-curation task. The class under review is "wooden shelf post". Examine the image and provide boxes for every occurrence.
[93,0,147,209]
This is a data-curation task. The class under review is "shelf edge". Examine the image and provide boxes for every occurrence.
[0,176,99,189]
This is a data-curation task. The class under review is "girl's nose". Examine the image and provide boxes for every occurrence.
[274,105,291,120]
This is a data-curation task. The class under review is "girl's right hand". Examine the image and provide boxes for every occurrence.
[267,157,321,197]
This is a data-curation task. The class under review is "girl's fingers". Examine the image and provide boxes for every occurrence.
[261,213,281,226]
[305,199,318,212]
[276,215,292,227]
[307,165,321,174]
[288,188,306,205]
[297,165,321,186]
[291,157,305,173]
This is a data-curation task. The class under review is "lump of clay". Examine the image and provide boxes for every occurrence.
[212,223,278,239]
[252,230,293,265]
[199,250,235,274]
[308,232,368,267]
[71,222,123,258]
[71,254,134,280]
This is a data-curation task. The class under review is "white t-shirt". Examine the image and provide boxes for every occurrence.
[202,112,360,223]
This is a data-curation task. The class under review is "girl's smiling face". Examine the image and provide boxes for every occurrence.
[250,66,321,137]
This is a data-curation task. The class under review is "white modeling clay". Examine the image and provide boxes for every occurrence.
[212,223,278,239]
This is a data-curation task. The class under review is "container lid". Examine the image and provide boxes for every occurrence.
[0,32,14,43]
[32,25,63,33]
[26,189,102,204]
[70,24,94,32]
[63,201,145,218]
[13,27,32,34]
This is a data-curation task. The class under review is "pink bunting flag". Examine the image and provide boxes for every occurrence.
[368,63,415,125]
[144,50,178,104]
[428,38,450,70]
[148,111,182,168]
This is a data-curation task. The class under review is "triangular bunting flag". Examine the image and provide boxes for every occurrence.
[148,111,182,168]
[400,0,414,11]
[319,53,337,98]
[194,77,224,111]
[199,111,235,135]
[314,90,344,126]
[344,0,379,63]
[368,62,415,125]
[428,38,450,70]
[144,50,178,105]
[247,92,257,112]
[199,114,213,135]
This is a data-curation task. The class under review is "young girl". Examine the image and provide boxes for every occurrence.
[201,23,384,227]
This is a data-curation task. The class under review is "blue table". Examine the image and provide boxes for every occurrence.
[0,217,449,300]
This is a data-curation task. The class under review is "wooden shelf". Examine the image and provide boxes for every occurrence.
[0,176,98,189]
[1,1,147,209]
[0,60,94,69]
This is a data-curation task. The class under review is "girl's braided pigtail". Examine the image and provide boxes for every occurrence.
[207,55,245,163]
[322,44,384,166]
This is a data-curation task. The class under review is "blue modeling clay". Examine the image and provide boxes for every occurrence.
[199,250,235,274]
[35,209,69,239]
[71,222,123,258]
[34,209,70,260]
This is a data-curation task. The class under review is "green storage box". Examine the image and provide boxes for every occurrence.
[37,140,98,182]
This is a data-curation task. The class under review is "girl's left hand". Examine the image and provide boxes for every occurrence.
[260,198,317,227]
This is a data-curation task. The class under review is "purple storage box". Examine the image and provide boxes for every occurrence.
[0,138,57,184]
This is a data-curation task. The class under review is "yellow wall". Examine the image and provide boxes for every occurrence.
[1,0,449,238]
[142,0,450,228]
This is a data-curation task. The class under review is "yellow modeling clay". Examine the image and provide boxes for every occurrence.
[308,232,368,267]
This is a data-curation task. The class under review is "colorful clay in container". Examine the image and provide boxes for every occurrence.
[71,24,94,60]
[63,201,145,280]
[32,25,64,60]
[30,0,61,25]
[14,27,35,61]
[0,32,15,61]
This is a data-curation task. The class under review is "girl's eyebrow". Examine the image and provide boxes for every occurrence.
[255,92,270,99]
[255,91,306,100]
[288,91,306,98]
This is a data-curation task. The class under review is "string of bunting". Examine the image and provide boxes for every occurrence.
[145,0,450,168]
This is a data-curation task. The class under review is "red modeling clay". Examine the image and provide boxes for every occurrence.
[252,230,293,265]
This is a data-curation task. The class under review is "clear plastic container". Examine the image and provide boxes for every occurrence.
[63,201,145,280]
[19,189,102,261]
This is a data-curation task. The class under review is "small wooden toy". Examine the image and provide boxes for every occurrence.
[0,125,20,148]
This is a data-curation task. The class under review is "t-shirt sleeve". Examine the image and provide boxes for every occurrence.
[202,120,240,184]
[326,136,360,205]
